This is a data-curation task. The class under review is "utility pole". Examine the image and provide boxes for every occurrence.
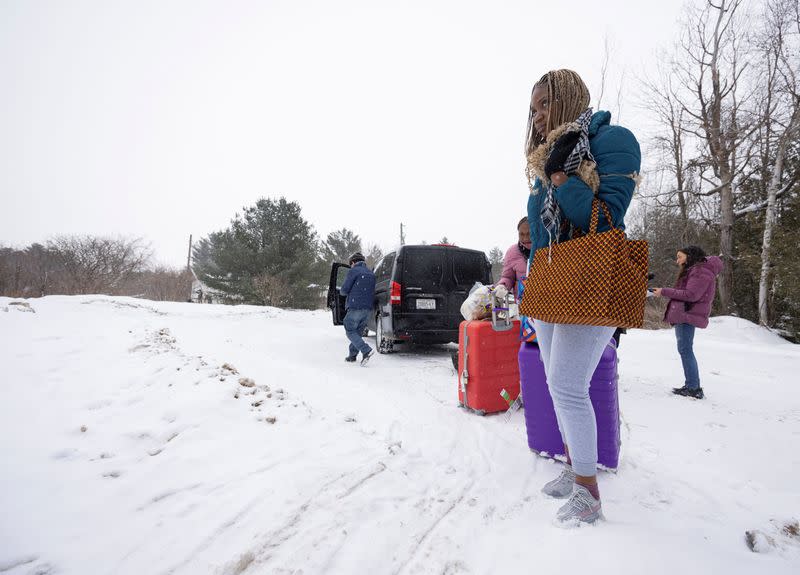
[400,223,405,246]
[187,234,194,303]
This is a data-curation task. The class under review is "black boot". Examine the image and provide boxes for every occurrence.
[345,355,357,363]
[674,386,704,399]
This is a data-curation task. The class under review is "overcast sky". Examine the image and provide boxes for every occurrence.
[1,0,689,267]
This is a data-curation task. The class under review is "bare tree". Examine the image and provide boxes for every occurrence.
[1,237,208,303]
[753,0,800,325]
[640,61,694,243]
[595,34,627,121]
[123,266,194,301]
[47,235,151,294]
[0,246,27,296]
[24,243,59,296]
[611,0,800,335]
[596,35,612,111]
[615,68,627,124]
[252,273,291,307]
[671,0,758,312]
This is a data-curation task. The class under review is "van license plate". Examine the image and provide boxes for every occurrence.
[416,298,436,310]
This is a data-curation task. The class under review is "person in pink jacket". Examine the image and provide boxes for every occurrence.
[653,245,723,400]
[496,217,531,293]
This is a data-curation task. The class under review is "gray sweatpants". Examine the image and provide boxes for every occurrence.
[533,320,615,477]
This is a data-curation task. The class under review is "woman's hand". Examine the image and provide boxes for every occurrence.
[545,130,581,179]
[652,288,663,297]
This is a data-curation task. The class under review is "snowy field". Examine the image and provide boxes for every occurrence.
[1,296,799,575]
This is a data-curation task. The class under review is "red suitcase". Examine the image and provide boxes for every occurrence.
[457,318,521,414]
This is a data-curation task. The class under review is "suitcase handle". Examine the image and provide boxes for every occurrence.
[491,293,514,332]
[460,324,469,409]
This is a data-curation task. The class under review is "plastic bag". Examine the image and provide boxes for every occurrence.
[460,282,494,321]
[460,282,519,321]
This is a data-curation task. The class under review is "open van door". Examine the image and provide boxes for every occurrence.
[327,262,351,325]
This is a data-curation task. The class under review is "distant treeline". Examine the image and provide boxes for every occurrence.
[1,197,385,309]
[0,236,193,302]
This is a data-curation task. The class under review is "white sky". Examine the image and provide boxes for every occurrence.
[1,0,688,267]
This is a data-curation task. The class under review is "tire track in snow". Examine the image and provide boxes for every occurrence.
[160,494,264,575]
[391,480,476,575]
[215,457,391,574]
[338,461,387,499]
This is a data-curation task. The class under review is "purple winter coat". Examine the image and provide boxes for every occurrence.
[497,243,530,291]
[661,256,723,328]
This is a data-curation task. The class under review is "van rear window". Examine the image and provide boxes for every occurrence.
[401,249,444,290]
[375,253,395,282]
[452,251,489,286]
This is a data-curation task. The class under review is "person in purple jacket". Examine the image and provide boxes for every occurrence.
[653,245,723,399]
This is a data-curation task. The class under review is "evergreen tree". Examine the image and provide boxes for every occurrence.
[364,244,384,269]
[192,198,323,308]
[488,246,504,284]
[323,228,362,264]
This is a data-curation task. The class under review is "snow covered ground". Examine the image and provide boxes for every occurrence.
[1,296,799,575]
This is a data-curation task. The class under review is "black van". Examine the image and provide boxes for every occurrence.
[327,244,492,353]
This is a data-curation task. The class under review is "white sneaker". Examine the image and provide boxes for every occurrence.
[555,484,603,527]
[360,349,375,366]
[541,467,575,499]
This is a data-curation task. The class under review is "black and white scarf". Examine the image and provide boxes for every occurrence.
[540,108,595,245]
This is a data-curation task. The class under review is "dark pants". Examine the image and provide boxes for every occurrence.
[674,323,700,389]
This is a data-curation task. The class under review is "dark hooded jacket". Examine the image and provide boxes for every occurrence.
[340,261,375,310]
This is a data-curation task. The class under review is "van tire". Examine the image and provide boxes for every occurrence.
[376,312,394,354]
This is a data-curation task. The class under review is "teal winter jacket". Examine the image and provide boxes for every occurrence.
[527,111,641,255]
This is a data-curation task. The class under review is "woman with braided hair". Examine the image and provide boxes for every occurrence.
[523,69,641,526]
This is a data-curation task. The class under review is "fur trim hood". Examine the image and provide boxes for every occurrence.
[527,121,600,193]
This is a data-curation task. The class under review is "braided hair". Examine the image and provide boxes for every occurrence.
[524,69,591,158]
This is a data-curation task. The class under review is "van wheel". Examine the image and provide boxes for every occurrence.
[376,313,394,354]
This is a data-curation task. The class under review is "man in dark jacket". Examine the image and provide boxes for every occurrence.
[340,252,377,366]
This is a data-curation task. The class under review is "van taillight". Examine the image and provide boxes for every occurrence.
[390,281,401,305]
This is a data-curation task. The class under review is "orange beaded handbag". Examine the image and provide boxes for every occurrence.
[519,198,648,328]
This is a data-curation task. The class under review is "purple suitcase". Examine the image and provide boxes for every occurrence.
[518,341,620,470]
